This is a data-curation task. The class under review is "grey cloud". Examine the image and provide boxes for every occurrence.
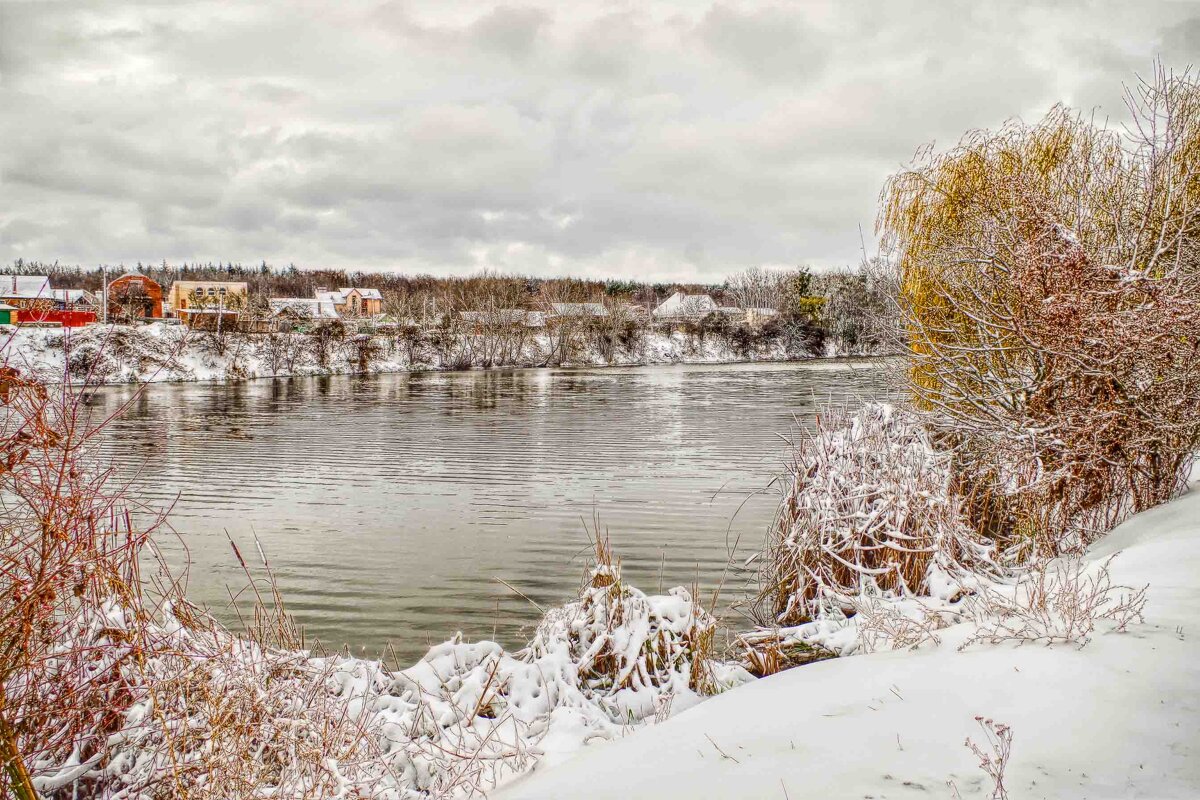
[0,1,1192,279]
[470,5,549,60]
[695,4,827,80]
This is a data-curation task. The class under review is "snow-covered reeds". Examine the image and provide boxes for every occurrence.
[753,403,997,635]
[0,354,175,799]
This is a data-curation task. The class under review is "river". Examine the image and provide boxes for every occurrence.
[90,360,888,663]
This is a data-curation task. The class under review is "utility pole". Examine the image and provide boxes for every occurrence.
[101,266,108,325]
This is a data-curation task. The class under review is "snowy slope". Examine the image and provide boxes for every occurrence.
[0,324,808,385]
[497,489,1200,800]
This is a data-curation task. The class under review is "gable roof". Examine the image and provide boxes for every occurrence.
[339,287,383,301]
[459,309,545,327]
[652,291,718,317]
[550,302,608,317]
[269,297,341,319]
[0,276,52,300]
[53,289,97,305]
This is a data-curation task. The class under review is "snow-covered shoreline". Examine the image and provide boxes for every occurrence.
[0,323,880,386]
[496,487,1200,799]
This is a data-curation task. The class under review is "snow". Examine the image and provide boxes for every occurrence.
[497,487,1200,800]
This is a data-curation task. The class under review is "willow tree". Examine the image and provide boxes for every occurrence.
[878,65,1200,555]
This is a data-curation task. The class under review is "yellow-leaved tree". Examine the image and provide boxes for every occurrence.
[879,65,1200,556]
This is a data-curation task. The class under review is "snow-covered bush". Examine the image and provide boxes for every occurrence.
[523,536,750,719]
[755,403,997,632]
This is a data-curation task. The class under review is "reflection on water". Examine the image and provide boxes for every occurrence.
[91,361,887,662]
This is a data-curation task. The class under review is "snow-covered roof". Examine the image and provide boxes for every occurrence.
[0,303,17,311]
[459,309,544,327]
[550,302,608,317]
[110,271,156,284]
[52,289,96,304]
[652,292,718,318]
[340,287,383,301]
[269,298,341,319]
[0,276,52,300]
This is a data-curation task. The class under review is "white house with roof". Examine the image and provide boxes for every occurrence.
[652,291,719,320]
[268,297,341,329]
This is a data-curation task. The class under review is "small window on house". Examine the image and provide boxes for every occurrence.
[193,288,203,297]
[219,287,227,295]
[208,288,216,296]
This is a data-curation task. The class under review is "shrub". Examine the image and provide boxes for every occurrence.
[880,66,1200,553]
[755,403,996,628]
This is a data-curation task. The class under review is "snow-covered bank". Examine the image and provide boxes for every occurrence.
[0,324,853,385]
[498,489,1200,799]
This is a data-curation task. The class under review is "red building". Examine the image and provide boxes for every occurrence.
[106,273,163,322]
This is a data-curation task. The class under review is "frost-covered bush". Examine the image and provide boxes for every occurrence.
[756,403,996,630]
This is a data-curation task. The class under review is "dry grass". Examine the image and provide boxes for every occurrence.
[960,555,1148,650]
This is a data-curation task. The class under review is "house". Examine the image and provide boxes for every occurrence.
[652,292,719,320]
[0,276,53,310]
[314,287,383,317]
[745,307,779,324]
[42,289,98,327]
[5,287,98,327]
[168,281,249,326]
[52,289,98,311]
[268,298,341,331]
[717,306,779,325]
[549,302,608,318]
[459,309,545,331]
[106,273,164,321]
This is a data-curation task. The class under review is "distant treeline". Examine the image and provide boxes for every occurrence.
[3,259,714,305]
[4,259,899,354]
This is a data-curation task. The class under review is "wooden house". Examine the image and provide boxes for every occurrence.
[315,287,383,317]
[0,276,53,315]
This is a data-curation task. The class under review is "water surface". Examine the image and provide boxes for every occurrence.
[92,361,887,662]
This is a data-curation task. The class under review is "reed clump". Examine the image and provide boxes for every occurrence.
[754,403,997,631]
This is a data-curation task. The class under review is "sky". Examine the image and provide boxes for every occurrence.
[1,1,1198,281]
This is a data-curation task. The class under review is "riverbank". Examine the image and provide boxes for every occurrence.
[0,323,884,385]
[497,486,1200,799]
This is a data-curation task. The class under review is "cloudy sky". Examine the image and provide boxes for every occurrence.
[1,1,1198,280]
